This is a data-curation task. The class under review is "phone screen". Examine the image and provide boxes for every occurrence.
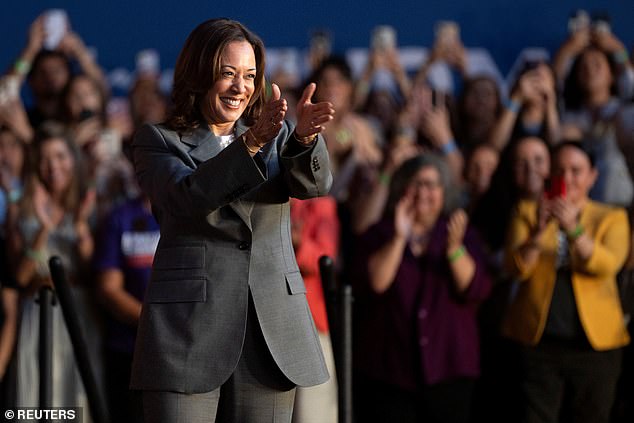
[43,9,68,50]
[545,175,566,199]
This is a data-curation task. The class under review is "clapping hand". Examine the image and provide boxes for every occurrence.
[294,82,335,139]
[447,209,468,253]
[248,83,287,145]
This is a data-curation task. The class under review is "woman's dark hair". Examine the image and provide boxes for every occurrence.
[167,18,266,132]
[471,135,549,252]
[27,50,72,81]
[383,153,454,219]
[563,46,618,111]
[551,139,596,168]
[455,75,502,148]
[26,121,83,213]
[61,73,108,124]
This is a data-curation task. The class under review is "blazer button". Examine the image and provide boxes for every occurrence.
[238,242,251,250]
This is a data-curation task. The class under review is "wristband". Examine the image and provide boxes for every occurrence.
[566,224,584,241]
[613,50,629,65]
[7,187,22,204]
[505,98,521,114]
[440,139,458,155]
[448,245,466,263]
[14,59,31,76]
[25,248,46,262]
[378,172,391,186]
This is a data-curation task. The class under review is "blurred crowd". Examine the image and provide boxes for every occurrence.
[1,9,634,423]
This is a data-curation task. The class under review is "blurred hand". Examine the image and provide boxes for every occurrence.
[26,15,46,54]
[33,182,55,231]
[294,82,335,138]
[384,48,405,75]
[383,142,423,175]
[73,117,102,147]
[58,31,88,59]
[550,196,580,233]
[592,31,626,54]
[514,70,543,104]
[561,30,591,56]
[76,187,96,224]
[248,83,287,145]
[447,209,468,252]
[0,97,33,142]
[531,197,552,241]
[419,91,454,148]
[444,42,467,73]
[535,64,556,103]
[394,192,415,239]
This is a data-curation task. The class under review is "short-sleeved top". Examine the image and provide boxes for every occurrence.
[94,197,159,354]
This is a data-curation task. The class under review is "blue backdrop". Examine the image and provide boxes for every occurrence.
[1,0,632,77]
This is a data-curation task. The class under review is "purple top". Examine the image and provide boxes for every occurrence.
[353,216,492,389]
[94,197,160,354]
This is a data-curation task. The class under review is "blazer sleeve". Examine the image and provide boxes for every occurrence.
[504,202,539,280]
[575,207,630,277]
[279,121,333,199]
[133,124,267,217]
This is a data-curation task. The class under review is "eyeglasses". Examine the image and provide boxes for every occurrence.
[410,179,442,191]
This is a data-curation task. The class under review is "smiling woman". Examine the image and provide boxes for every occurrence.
[130,18,336,423]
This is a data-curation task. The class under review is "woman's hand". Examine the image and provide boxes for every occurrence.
[247,83,287,146]
[394,192,415,240]
[550,196,580,233]
[294,82,335,139]
[447,209,468,253]
[592,31,626,55]
[76,188,96,224]
[33,183,55,231]
[25,15,45,56]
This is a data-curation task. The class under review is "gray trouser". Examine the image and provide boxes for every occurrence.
[142,295,296,423]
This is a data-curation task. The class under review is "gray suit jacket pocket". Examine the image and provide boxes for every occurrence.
[285,271,306,295]
[146,278,207,303]
[148,243,207,303]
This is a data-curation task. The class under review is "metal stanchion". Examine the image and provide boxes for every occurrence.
[48,256,109,423]
[37,287,54,411]
[319,255,353,423]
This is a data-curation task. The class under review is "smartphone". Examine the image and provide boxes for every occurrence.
[136,49,160,76]
[434,21,460,48]
[371,25,397,52]
[43,9,68,50]
[591,11,611,34]
[545,175,566,199]
[568,9,590,35]
[310,30,332,56]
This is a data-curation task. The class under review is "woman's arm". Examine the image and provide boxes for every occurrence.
[0,287,18,381]
[368,232,408,294]
[97,269,142,326]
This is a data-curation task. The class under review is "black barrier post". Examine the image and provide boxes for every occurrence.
[319,255,353,423]
[37,287,54,411]
[48,256,109,423]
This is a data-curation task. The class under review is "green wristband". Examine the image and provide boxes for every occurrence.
[25,248,46,262]
[566,224,584,240]
[448,245,466,263]
[378,172,391,186]
[14,59,31,75]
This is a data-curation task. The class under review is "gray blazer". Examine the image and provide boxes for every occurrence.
[129,120,332,393]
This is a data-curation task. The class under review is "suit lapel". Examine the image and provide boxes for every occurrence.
[181,122,254,231]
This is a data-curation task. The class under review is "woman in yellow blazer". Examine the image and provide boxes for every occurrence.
[503,141,630,423]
